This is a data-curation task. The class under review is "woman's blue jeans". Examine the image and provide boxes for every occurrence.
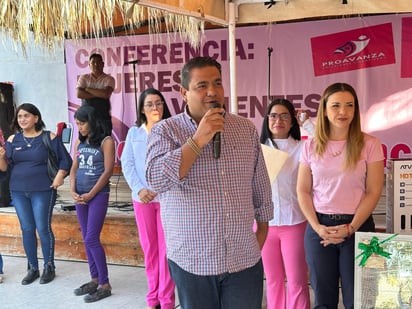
[0,253,3,273]
[11,190,57,271]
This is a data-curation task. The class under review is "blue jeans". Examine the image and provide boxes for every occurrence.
[11,190,57,270]
[0,253,3,273]
[305,215,374,309]
[168,259,264,309]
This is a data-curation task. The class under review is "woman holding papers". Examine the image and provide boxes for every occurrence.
[260,99,313,309]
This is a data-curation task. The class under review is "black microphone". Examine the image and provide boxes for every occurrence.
[211,103,222,159]
[124,59,140,65]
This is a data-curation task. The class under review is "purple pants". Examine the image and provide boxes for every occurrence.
[76,192,110,285]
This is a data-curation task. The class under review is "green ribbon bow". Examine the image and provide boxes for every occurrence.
[356,234,398,267]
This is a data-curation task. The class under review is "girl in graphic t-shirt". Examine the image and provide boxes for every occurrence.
[70,105,115,303]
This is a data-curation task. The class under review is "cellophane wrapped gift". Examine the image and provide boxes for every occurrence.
[354,232,412,309]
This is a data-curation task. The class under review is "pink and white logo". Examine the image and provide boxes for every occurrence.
[311,23,396,76]
[334,35,370,57]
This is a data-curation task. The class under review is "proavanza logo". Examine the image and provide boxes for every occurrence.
[321,52,387,68]
[311,23,396,76]
[334,35,370,57]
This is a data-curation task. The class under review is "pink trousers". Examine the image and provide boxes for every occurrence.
[261,222,310,309]
[133,200,175,309]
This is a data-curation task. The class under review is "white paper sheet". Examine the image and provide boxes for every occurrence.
[261,144,289,184]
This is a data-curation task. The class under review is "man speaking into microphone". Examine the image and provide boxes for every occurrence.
[146,56,273,309]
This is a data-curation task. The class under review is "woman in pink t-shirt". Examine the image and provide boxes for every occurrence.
[297,83,384,309]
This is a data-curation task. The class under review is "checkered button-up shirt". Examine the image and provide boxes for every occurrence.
[146,110,273,276]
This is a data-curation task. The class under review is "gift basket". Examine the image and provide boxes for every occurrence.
[355,232,412,309]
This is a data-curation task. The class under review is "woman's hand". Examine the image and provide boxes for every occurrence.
[138,188,157,204]
[314,224,334,239]
[50,175,64,189]
[296,109,309,126]
[0,146,8,171]
[0,146,5,159]
[318,224,351,246]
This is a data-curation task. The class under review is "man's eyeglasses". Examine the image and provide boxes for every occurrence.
[144,101,164,109]
[268,113,291,121]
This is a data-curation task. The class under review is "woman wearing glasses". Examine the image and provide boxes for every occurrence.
[121,88,175,309]
[260,99,313,309]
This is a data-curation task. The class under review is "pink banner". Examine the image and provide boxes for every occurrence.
[401,17,412,78]
[65,13,412,166]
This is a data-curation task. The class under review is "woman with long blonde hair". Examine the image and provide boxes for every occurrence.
[297,83,384,309]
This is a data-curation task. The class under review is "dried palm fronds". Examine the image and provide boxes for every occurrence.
[120,3,205,48]
[0,0,205,55]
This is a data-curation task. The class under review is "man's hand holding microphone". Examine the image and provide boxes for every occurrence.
[192,103,225,159]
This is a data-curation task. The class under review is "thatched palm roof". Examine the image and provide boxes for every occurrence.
[0,0,206,54]
[0,0,410,54]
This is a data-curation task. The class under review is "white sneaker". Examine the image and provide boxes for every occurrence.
[0,275,3,283]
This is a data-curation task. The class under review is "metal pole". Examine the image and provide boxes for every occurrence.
[228,1,237,115]
[132,63,138,120]
[268,47,273,103]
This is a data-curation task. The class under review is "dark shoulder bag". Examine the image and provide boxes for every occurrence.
[42,131,60,181]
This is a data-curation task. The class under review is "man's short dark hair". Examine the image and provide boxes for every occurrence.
[181,57,222,89]
[89,53,103,62]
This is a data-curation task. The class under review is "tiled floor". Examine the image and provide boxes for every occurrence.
[0,174,382,308]
[0,255,158,309]
[0,254,349,309]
